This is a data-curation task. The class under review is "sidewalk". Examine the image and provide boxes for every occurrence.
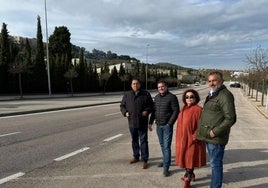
[241,89,268,119]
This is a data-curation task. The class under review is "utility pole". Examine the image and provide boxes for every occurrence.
[44,0,51,95]
[146,44,149,90]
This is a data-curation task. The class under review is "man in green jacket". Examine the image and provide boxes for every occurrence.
[197,71,236,188]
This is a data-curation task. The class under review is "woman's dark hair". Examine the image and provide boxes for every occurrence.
[182,89,200,106]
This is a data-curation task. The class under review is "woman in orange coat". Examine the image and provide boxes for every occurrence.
[175,89,206,187]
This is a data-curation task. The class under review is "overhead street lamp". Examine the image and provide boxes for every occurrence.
[44,0,51,95]
[146,44,149,90]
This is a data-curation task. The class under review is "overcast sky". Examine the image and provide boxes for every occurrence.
[1,0,268,70]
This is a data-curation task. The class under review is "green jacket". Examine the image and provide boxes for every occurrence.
[197,85,236,146]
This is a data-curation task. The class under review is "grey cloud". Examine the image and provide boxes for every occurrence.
[1,0,268,70]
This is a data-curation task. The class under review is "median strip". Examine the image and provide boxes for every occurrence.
[0,172,25,185]
[103,134,123,142]
[54,147,90,161]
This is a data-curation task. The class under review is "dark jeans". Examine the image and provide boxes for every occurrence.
[129,127,149,162]
[156,124,173,170]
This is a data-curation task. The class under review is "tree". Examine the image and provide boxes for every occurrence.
[0,23,11,93]
[245,45,268,90]
[118,63,126,77]
[25,39,32,65]
[77,47,86,91]
[132,61,140,77]
[106,50,117,59]
[108,66,121,91]
[64,67,78,96]
[49,26,72,92]
[92,48,106,59]
[90,63,100,92]
[246,45,268,72]
[20,38,33,92]
[33,16,47,93]
[8,52,32,98]
[49,26,72,66]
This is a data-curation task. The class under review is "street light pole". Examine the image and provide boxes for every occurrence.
[44,0,51,95]
[146,44,149,90]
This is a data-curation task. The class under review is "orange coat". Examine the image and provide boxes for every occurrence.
[175,104,206,169]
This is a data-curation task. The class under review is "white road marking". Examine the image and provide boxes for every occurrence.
[104,112,121,116]
[0,172,25,185]
[231,140,268,142]
[0,132,21,138]
[54,147,90,161]
[103,134,123,142]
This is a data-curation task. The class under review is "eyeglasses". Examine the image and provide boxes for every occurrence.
[185,95,195,99]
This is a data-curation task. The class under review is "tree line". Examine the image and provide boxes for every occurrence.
[0,16,179,96]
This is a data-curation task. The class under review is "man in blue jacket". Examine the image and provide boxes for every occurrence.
[149,81,180,176]
[120,78,154,169]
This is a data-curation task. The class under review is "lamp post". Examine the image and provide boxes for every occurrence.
[146,44,149,90]
[44,0,51,95]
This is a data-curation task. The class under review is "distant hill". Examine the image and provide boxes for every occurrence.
[155,62,194,70]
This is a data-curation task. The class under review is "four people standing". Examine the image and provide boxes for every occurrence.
[149,81,180,177]
[120,71,236,187]
[197,71,236,188]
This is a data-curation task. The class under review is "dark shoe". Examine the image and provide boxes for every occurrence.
[141,162,148,169]
[129,158,139,164]
[163,169,170,177]
[157,162,163,167]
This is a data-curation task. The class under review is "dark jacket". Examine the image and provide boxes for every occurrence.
[120,89,154,128]
[197,85,236,146]
[149,91,180,126]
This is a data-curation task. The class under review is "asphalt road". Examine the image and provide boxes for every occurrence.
[0,87,267,188]
[0,103,126,179]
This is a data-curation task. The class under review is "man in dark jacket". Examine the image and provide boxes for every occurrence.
[149,81,180,176]
[197,71,236,188]
[120,78,154,169]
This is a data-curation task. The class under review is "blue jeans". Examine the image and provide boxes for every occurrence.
[156,124,173,170]
[129,127,149,162]
[206,143,225,188]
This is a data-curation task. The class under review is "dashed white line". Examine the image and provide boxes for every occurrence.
[0,132,21,138]
[0,172,25,185]
[54,147,90,161]
[103,134,123,142]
